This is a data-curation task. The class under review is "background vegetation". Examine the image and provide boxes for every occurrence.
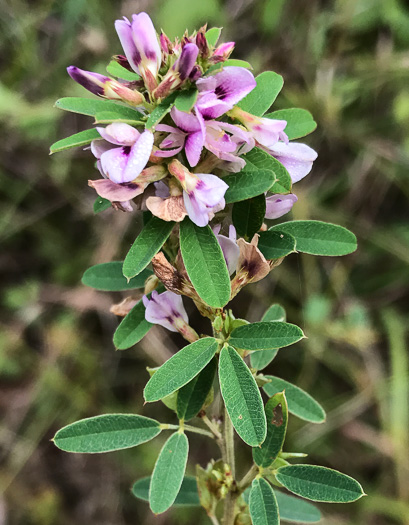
[1,0,408,523]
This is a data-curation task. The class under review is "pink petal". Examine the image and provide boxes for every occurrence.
[185,130,204,166]
[115,18,141,74]
[269,142,317,183]
[100,147,130,184]
[97,123,140,146]
[216,234,240,275]
[122,130,154,182]
[170,107,202,133]
[265,194,298,219]
[88,179,145,201]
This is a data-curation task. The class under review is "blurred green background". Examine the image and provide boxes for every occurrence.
[1,0,409,523]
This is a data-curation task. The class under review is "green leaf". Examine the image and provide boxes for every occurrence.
[223,59,253,69]
[229,322,304,351]
[224,170,275,204]
[146,93,177,130]
[175,88,198,112]
[179,219,231,308]
[274,491,322,523]
[144,338,219,402]
[250,349,278,370]
[177,358,217,421]
[249,478,280,525]
[250,304,287,369]
[106,60,141,81]
[269,221,357,256]
[50,128,100,154]
[232,194,266,239]
[82,262,152,291]
[243,148,292,194]
[253,392,288,467]
[94,111,144,125]
[122,217,174,279]
[53,414,161,453]
[219,345,266,446]
[265,108,317,140]
[149,432,189,513]
[113,299,152,350]
[238,71,284,116]
[275,465,365,503]
[257,230,297,259]
[262,304,286,322]
[132,476,200,506]
[263,376,326,424]
[205,27,222,47]
[93,197,111,213]
[55,97,141,119]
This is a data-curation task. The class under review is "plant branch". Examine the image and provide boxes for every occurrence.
[201,414,223,440]
[238,464,259,491]
[223,408,237,525]
[160,423,214,439]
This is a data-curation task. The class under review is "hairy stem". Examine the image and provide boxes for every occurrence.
[201,414,223,440]
[238,464,259,491]
[223,408,237,525]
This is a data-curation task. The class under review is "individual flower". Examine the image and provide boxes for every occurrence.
[92,123,154,184]
[168,159,228,227]
[265,194,298,220]
[231,234,279,298]
[196,67,256,119]
[143,290,199,342]
[153,43,199,99]
[155,107,252,169]
[66,66,144,105]
[213,225,240,275]
[115,12,161,92]
[210,42,235,63]
[266,142,318,183]
[228,106,287,149]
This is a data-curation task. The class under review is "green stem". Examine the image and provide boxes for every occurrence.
[160,423,214,439]
[238,464,259,491]
[223,408,237,525]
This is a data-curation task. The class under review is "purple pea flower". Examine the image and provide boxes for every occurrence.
[195,66,256,119]
[213,224,240,275]
[153,43,199,99]
[143,290,199,342]
[168,160,228,227]
[266,142,318,183]
[115,13,161,92]
[228,106,287,149]
[210,42,235,62]
[92,123,154,184]
[265,194,298,219]
[67,66,144,105]
[155,107,252,169]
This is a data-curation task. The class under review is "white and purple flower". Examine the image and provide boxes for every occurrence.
[266,142,318,183]
[92,123,154,184]
[168,159,228,227]
[67,66,144,105]
[155,107,251,170]
[143,290,198,342]
[265,194,298,220]
[196,66,256,119]
[153,43,199,99]
[115,12,161,92]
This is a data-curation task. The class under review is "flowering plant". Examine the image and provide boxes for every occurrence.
[51,13,364,524]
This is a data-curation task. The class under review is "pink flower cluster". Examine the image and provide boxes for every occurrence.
[67,12,317,226]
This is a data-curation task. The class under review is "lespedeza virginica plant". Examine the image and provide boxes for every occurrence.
[50,12,365,524]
